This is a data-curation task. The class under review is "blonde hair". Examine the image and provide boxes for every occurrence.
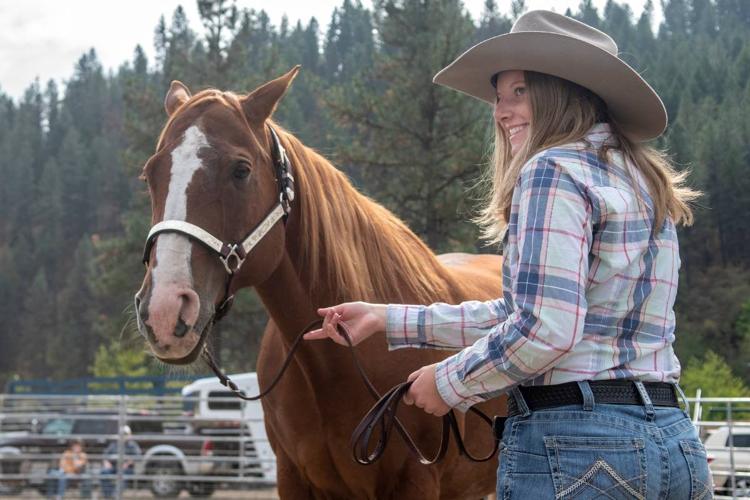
[476,71,699,244]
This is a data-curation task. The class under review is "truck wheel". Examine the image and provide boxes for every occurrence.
[735,477,750,497]
[0,460,24,496]
[187,481,215,497]
[147,462,183,498]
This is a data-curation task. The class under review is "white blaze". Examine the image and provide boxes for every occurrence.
[152,125,209,287]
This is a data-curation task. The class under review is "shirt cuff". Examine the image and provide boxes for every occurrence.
[435,354,485,412]
[385,304,427,350]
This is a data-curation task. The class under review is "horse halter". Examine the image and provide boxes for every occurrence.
[142,125,294,322]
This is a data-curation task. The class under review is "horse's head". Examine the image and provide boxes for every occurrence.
[135,67,299,364]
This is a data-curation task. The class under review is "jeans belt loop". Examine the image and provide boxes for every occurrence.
[510,386,532,417]
[634,381,656,422]
[577,380,595,411]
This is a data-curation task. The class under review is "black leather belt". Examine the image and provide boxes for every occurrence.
[507,380,679,417]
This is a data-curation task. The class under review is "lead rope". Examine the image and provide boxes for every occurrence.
[201,319,499,465]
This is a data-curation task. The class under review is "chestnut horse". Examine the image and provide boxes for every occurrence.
[135,67,506,499]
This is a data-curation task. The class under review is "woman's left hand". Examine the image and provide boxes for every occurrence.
[403,363,451,416]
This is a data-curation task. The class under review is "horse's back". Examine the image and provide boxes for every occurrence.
[438,252,503,300]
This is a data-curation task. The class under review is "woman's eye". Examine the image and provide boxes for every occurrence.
[514,87,526,96]
[233,162,251,180]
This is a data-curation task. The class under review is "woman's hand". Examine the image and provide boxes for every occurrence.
[403,363,451,416]
[303,302,387,346]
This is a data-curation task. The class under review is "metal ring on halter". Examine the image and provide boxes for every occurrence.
[219,244,246,274]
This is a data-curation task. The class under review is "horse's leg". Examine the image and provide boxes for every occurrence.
[275,447,314,500]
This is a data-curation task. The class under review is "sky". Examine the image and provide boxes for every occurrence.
[0,0,654,101]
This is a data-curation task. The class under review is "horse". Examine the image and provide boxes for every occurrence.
[135,66,506,499]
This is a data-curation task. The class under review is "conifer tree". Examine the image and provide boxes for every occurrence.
[327,0,490,251]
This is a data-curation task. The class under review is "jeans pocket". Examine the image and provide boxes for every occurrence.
[544,435,646,499]
[679,439,713,499]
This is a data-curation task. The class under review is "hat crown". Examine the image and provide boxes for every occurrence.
[512,10,617,56]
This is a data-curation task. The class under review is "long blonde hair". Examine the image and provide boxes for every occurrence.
[476,71,699,244]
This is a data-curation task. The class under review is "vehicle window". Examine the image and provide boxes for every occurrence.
[183,390,198,414]
[43,418,74,435]
[727,434,750,447]
[130,421,163,434]
[208,391,242,411]
[73,419,118,435]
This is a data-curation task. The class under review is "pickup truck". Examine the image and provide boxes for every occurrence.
[704,425,750,496]
[181,372,276,483]
[0,409,214,497]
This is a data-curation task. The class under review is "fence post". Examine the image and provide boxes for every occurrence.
[692,388,702,424]
[240,399,247,480]
[727,400,736,496]
[116,396,125,500]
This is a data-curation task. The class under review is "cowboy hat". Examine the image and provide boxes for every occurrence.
[433,10,667,141]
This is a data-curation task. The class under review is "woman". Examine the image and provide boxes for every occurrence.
[306,10,711,499]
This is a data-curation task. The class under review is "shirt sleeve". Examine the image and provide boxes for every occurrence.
[385,299,508,350]
[435,156,592,411]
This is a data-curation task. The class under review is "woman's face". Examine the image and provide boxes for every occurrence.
[493,70,531,156]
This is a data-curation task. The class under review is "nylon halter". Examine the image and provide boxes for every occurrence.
[142,126,294,322]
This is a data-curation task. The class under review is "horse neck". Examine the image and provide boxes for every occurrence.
[254,246,319,342]
[278,131,461,308]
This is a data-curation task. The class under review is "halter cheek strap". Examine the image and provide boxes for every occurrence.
[142,125,294,322]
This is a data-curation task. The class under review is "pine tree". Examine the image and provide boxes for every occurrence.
[327,0,490,251]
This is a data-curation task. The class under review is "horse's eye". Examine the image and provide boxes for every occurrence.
[233,162,251,180]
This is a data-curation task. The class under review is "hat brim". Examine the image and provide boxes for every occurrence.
[433,31,667,142]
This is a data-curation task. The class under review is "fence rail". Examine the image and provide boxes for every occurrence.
[0,394,275,499]
[3,393,750,499]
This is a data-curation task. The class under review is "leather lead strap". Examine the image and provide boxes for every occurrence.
[202,319,499,466]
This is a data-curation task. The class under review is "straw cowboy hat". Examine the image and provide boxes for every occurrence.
[433,10,667,141]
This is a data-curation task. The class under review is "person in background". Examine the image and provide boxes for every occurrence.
[100,425,141,499]
[47,439,90,499]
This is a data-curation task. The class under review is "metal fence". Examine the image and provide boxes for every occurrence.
[3,392,750,499]
[689,392,750,499]
[0,394,276,499]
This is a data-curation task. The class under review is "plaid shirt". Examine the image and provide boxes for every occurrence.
[386,124,682,411]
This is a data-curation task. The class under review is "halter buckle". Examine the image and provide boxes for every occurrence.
[220,244,246,274]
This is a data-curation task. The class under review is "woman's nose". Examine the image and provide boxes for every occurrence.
[494,101,511,123]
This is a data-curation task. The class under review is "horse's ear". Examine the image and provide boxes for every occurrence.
[164,81,191,116]
[241,66,300,124]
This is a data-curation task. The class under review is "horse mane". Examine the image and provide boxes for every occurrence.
[158,88,458,305]
[278,131,459,305]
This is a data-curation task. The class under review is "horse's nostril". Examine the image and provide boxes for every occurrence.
[174,317,190,338]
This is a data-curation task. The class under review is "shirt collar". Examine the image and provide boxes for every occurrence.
[584,122,618,148]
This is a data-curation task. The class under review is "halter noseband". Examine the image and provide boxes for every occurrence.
[142,125,294,322]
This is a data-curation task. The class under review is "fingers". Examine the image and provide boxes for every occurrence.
[403,368,422,406]
[406,368,422,383]
[303,329,327,340]
[305,309,345,345]
[403,388,414,406]
[317,306,340,317]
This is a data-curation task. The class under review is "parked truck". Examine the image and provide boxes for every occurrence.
[180,373,276,484]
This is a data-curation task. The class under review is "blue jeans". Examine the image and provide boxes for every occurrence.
[100,466,134,498]
[496,382,713,499]
[46,469,91,499]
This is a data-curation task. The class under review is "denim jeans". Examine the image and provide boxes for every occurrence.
[496,382,713,499]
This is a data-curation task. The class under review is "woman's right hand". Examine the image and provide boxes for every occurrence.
[303,302,387,346]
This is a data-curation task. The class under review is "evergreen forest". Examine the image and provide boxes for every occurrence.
[1,0,749,395]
